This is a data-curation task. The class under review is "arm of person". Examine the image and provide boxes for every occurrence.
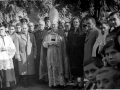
[7,37,16,59]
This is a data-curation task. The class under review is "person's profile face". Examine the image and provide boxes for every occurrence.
[105,46,120,67]
[73,19,80,28]
[109,14,120,28]
[96,72,116,89]
[9,26,15,34]
[84,63,99,83]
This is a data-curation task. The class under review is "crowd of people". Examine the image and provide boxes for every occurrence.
[1,4,120,90]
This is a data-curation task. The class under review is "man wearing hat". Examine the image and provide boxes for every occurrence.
[39,6,69,87]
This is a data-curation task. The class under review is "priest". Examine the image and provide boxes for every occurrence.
[39,6,69,87]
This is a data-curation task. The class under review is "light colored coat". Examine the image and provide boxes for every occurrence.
[10,33,20,60]
[92,30,104,57]
[18,32,37,75]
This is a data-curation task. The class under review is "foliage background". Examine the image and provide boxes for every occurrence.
[0,0,119,24]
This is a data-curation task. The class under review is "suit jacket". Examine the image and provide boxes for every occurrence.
[18,32,37,75]
[84,29,98,62]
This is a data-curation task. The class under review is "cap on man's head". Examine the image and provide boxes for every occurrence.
[44,17,50,22]
[20,18,28,23]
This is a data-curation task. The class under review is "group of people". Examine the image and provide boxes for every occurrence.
[1,5,120,90]
[84,12,120,89]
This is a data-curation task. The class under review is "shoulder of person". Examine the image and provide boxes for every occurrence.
[15,33,21,39]
[29,32,34,37]
[15,32,19,36]
[42,29,48,33]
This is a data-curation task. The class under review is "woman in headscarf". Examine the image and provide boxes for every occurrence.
[0,24,16,90]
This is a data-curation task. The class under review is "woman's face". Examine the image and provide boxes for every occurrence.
[73,19,80,28]
[0,26,5,35]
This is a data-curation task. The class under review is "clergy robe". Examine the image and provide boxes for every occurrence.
[18,32,37,75]
[39,29,69,87]
[0,34,16,88]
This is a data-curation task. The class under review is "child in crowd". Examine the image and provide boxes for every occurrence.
[101,38,120,69]
[96,66,120,89]
[83,57,103,90]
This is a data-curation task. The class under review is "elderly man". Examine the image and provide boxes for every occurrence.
[39,6,69,87]
[18,24,37,86]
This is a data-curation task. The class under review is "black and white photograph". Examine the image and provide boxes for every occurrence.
[0,0,120,90]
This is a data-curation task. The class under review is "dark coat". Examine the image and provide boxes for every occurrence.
[84,29,98,62]
[34,30,47,75]
[67,28,86,77]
